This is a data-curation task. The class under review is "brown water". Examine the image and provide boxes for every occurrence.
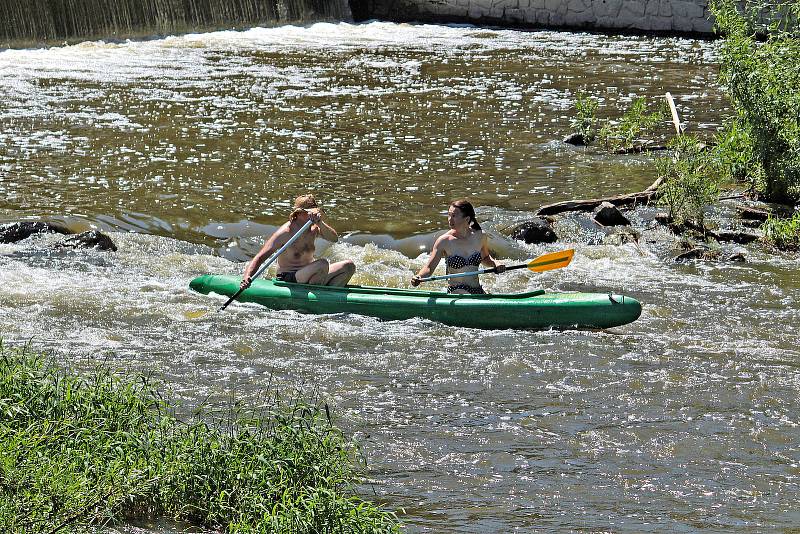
[2,21,799,533]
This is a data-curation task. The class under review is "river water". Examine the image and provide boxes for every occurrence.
[1,21,799,533]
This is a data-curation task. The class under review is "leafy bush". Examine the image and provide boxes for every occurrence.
[710,0,800,203]
[656,134,721,227]
[0,343,399,533]
[568,94,668,150]
[712,115,766,191]
[762,211,800,250]
[598,96,668,150]
[570,92,599,143]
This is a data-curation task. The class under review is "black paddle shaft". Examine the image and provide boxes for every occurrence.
[484,264,527,274]
[219,286,246,311]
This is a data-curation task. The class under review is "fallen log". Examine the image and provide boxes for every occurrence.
[535,177,663,217]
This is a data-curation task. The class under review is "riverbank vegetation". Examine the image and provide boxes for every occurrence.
[655,135,720,227]
[567,0,800,249]
[0,342,399,533]
[710,0,800,205]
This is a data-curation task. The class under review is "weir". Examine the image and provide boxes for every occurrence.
[0,0,352,47]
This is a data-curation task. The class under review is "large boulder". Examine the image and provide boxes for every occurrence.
[509,218,558,244]
[55,230,117,252]
[0,221,71,243]
[593,202,631,227]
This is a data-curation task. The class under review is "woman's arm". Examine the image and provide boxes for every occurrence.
[480,234,505,272]
[411,236,446,286]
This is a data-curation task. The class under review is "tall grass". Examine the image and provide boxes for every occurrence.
[0,341,399,533]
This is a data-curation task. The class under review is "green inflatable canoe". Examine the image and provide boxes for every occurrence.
[190,275,642,329]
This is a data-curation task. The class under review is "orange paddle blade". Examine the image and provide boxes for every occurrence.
[527,249,574,272]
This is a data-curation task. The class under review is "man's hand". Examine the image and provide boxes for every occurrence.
[240,276,252,290]
[410,276,422,287]
[307,208,322,224]
[495,264,506,274]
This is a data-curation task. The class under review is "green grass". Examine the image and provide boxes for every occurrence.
[0,341,399,533]
[570,92,599,143]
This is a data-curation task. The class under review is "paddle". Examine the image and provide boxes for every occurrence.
[415,248,574,283]
[218,219,314,311]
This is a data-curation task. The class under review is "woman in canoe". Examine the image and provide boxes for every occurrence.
[411,199,505,294]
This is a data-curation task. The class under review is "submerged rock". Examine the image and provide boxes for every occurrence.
[593,202,631,227]
[55,230,117,252]
[674,247,720,262]
[710,230,760,244]
[602,227,641,246]
[737,206,771,223]
[0,221,71,243]
[563,132,585,146]
[654,212,673,226]
[509,218,558,244]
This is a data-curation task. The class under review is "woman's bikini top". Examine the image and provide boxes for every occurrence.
[445,251,482,270]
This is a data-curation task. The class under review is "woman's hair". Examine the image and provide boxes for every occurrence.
[290,194,320,221]
[450,199,481,230]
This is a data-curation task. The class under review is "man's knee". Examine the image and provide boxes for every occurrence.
[298,259,329,284]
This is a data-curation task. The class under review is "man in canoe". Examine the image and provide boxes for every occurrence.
[239,194,355,289]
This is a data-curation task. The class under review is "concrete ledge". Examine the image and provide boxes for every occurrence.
[353,0,716,35]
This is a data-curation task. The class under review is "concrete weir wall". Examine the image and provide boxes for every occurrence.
[358,0,714,34]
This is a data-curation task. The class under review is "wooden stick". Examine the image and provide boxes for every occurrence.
[665,92,683,135]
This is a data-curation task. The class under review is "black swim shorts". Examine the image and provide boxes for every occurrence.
[276,271,298,283]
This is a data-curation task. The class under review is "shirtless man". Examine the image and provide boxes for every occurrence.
[239,194,355,289]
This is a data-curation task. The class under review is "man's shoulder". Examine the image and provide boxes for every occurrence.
[270,222,294,241]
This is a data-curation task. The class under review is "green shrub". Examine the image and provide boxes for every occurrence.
[712,115,765,190]
[711,0,800,203]
[570,92,599,143]
[598,96,668,150]
[656,134,721,227]
[568,94,668,150]
[0,343,399,533]
[762,211,800,250]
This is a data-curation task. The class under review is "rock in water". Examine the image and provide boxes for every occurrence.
[563,132,586,146]
[0,221,71,243]
[509,219,558,244]
[55,230,117,251]
[593,202,631,227]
